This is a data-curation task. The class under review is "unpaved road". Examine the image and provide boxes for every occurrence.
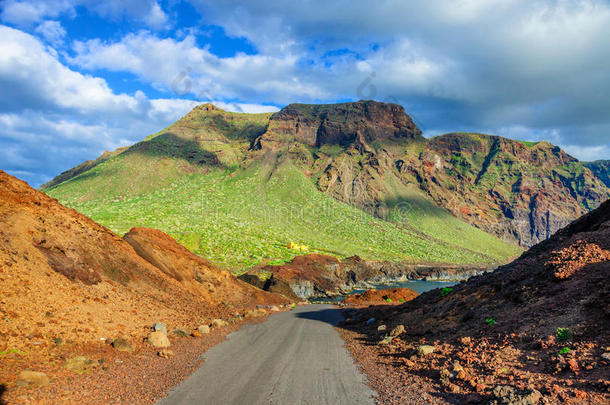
[158,304,376,405]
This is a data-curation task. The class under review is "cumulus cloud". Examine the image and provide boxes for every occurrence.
[182,0,610,158]
[0,25,276,187]
[70,31,325,104]
[34,20,66,46]
[1,0,610,188]
[1,0,168,29]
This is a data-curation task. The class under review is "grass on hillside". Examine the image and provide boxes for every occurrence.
[45,153,521,271]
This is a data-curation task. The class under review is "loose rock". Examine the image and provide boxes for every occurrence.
[389,324,405,338]
[152,323,167,335]
[111,338,135,353]
[417,345,435,356]
[491,385,542,405]
[64,356,95,373]
[147,331,171,348]
[15,370,50,387]
[172,328,189,338]
[211,319,228,328]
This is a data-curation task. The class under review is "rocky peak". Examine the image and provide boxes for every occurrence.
[263,100,423,147]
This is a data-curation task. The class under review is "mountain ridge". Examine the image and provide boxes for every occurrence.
[40,101,608,267]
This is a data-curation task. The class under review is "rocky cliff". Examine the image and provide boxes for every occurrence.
[250,102,609,247]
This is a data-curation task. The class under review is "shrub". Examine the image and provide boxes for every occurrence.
[485,317,496,326]
[556,327,571,342]
[558,347,571,355]
[441,287,453,297]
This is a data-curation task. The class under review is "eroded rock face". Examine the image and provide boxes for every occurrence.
[255,100,423,148]
[239,254,487,299]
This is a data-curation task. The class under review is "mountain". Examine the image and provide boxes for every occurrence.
[585,160,610,188]
[0,169,284,354]
[42,101,608,268]
[248,102,608,246]
[339,198,610,403]
[41,102,522,270]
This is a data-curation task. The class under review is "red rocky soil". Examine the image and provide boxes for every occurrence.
[0,170,286,403]
[339,199,610,404]
[344,288,419,305]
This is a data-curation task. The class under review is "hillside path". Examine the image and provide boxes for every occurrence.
[157,304,376,405]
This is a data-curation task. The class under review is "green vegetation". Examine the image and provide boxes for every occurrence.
[519,140,539,148]
[385,298,392,302]
[556,327,571,342]
[43,105,521,272]
[0,349,27,358]
[485,317,497,326]
[558,347,571,355]
[441,287,453,297]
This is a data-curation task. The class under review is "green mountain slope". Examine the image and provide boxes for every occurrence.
[42,103,522,270]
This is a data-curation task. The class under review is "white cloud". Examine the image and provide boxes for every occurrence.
[1,0,169,29]
[70,31,325,104]
[34,20,65,46]
[0,25,276,187]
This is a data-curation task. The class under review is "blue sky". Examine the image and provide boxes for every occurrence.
[1,0,609,187]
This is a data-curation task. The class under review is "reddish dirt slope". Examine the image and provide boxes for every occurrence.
[123,227,286,308]
[341,199,610,404]
[0,170,285,400]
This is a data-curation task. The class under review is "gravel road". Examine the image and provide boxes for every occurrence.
[158,304,376,405]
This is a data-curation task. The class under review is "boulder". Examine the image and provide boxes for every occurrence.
[377,325,387,332]
[153,323,167,335]
[147,331,171,348]
[492,385,542,405]
[270,305,280,312]
[15,370,50,387]
[601,352,610,361]
[172,328,189,338]
[111,338,135,353]
[211,319,228,328]
[417,345,435,357]
[64,356,95,373]
[197,325,210,334]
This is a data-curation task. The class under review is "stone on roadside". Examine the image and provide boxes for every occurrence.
[147,331,171,348]
[601,352,610,361]
[270,305,280,312]
[417,345,435,357]
[112,337,135,353]
[172,329,189,338]
[64,356,95,373]
[198,325,210,334]
[211,319,228,328]
[157,349,174,359]
[377,325,387,332]
[245,309,266,319]
[15,370,50,387]
[366,317,376,325]
[153,323,167,335]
